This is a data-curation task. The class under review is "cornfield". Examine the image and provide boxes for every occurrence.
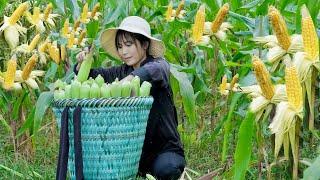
[0,0,319,179]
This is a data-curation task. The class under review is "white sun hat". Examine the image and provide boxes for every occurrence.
[100,16,165,59]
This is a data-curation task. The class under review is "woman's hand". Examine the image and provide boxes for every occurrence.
[75,47,89,71]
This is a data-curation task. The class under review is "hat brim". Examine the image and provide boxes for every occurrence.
[100,27,165,60]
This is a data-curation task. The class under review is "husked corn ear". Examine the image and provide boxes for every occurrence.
[301,5,319,60]
[77,30,86,45]
[211,3,229,33]
[285,66,303,110]
[220,75,227,92]
[39,42,48,52]
[230,73,239,89]
[43,3,53,20]
[81,3,89,23]
[165,1,173,21]
[48,43,60,64]
[4,58,17,90]
[68,31,75,48]
[192,5,206,43]
[62,19,70,37]
[91,3,100,18]
[73,19,80,31]
[22,54,38,80]
[252,56,275,100]
[268,6,291,51]
[32,7,41,23]
[175,0,185,17]
[27,34,41,52]
[9,2,29,25]
[60,44,66,61]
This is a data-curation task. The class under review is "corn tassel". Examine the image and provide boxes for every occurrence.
[175,0,185,17]
[3,58,17,90]
[27,34,41,52]
[9,2,29,25]
[285,66,303,110]
[252,56,275,100]
[77,30,86,45]
[43,3,53,20]
[268,6,291,51]
[301,5,319,60]
[91,3,100,18]
[211,3,229,33]
[165,1,173,21]
[192,5,205,43]
[22,54,38,80]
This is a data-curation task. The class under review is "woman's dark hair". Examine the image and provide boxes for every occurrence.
[115,30,150,54]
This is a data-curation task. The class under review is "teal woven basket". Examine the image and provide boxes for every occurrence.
[52,97,154,180]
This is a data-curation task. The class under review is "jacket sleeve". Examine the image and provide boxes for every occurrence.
[73,63,127,83]
[130,58,170,88]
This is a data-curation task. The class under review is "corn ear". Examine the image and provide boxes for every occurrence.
[77,30,86,45]
[192,5,206,43]
[3,58,17,90]
[4,25,19,49]
[252,56,275,100]
[301,5,319,60]
[165,1,173,21]
[22,54,38,80]
[80,3,89,23]
[9,2,29,25]
[91,3,100,18]
[219,75,227,92]
[60,44,66,61]
[285,65,303,110]
[68,31,75,48]
[43,3,53,20]
[32,7,41,23]
[62,19,69,37]
[27,34,41,52]
[268,6,291,51]
[73,19,80,31]
[175,0,185,17]
[211,3,229,33]
[230,73,239,89]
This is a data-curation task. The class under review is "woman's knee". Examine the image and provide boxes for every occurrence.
[152,152,185,180]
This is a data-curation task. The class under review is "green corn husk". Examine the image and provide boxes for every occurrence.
[77,51,94,82]
[131,76,140,96]
[54,89,65,100]
[64,85,72,98]
[100,83,111,98]
[80,83,90,98]
[90,82,100,98]
[71,80,81,98]
[140,81,152,96]
[110,78,121,97]
[121,80,132,97]
[95,74,105,87]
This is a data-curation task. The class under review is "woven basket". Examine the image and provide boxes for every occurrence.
[52,97,154,180]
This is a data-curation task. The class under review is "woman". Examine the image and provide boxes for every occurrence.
[75,16,185,179]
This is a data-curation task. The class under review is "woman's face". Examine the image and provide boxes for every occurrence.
[117,36,148,69]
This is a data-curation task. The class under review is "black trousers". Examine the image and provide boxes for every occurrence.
[140,151,185,180]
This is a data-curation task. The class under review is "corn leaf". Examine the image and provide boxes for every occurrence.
[303,155,320,180]
[233,111,255,180]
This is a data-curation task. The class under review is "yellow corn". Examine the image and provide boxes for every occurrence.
[91,3,100,18]
[252,56,275,100]
[211,3,229,33]
[73,19,80,31]
[39,41,48,53]
[77,30,86,45]
[32,7,41,23]
[9,2,29,25]
[301,5,319,60]
[268,6,291,51]
[62,19,69,36]
[165,1,173,21]
[67,31,75,48]
[27,34,41,52]
[285,66,303,110]
[22,54,38,80]
[60,44,66,61]
[192,5,206,43]
[175,0,185,17]
[219,75,227,92]
[49,45,60,64]
[43,3,53,20]
[81,3,89,23]
[3,58,17,90]
[230,73,239,89]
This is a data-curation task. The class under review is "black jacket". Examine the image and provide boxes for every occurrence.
[74,56,184,173]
